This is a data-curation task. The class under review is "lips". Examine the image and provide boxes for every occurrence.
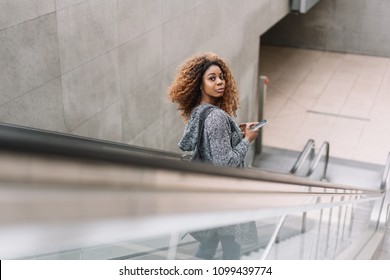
[216,88,224,93]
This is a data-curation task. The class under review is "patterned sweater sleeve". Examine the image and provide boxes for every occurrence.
[204,109,250,167]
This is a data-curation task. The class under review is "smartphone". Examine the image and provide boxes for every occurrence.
[250,119,267,131]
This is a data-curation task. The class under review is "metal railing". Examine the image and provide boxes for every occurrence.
[290,139,315,174]
[380,152,390,191]
[377,152,390,230]
[387,204,390,230]
[0,122,387,260]
[290,139,330,181]
[290,139,330,235]
[0,122,183,161]
[307,141,330,181]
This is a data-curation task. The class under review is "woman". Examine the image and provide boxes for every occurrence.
[168,52,259,259]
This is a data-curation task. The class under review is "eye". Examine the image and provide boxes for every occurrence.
[209,76,216,81]
[220,74,225,80]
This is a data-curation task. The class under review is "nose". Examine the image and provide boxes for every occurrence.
[217,78,224,85]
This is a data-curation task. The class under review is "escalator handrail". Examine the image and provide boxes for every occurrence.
[307,141,330,180]
[290,139,315,174]
[0,123,387,260]
[0,122,183,159]
[0,122,382,195]
[380,152,390,191]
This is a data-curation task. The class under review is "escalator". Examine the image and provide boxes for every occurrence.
[0,122,388,260]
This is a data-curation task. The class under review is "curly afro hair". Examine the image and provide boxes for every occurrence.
[168,52,239,121]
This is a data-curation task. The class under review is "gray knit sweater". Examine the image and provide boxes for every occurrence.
[178,104,258,247]
[178,104,250,167]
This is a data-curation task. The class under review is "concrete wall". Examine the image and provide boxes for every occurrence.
[0,0,290,153]
[262,0,390,58]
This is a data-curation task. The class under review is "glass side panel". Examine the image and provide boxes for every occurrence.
[246,200,377,260]
[15,199,379,260]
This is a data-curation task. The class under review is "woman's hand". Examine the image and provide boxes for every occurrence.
[239,122,259,144]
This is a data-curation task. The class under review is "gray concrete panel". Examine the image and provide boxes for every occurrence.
[118,0,163,45]
[72,101,122,142]
[359,32,390,57]
[162,7,204,68]
[118,28,163,96]
[0,78,67,132]
[0,0,55,30]
[57,0,118,73]
[56,0,88,10]
[362,0,390,16]
[122,72,165,144]
[128,115,168,151]
[62,49,120,130]
[263,0,390,58]
[161,110,186,152]
[162,0,201,22]
[0,14,60,106]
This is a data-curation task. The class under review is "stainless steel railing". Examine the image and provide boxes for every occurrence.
[1,145,384,259]
[290,139,315,174]
[377,152,390,230]
[0,122,386,260]
[380,152,390,191]
[290,139,330,181]
[0,122,183,161]
[307,141,330,181]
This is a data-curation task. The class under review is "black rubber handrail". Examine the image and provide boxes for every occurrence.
[0,122,182,159]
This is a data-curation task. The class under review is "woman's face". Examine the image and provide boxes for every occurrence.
[200,64,225,104]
